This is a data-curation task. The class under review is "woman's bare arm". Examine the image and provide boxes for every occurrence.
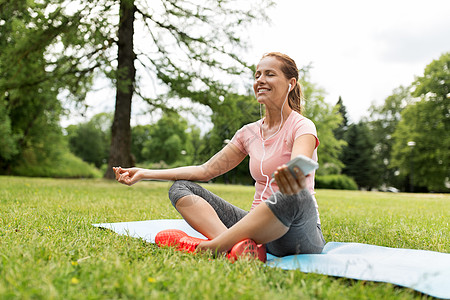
[114,143,247,186]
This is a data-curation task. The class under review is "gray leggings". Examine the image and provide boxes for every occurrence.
[168,180,325,257]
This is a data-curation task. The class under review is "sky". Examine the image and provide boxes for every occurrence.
[243,0,450,123]
[61,0,450,128]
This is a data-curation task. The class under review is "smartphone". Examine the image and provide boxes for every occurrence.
[273,154,319,179]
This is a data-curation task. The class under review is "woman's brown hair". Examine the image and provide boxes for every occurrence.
[261,52,304,114]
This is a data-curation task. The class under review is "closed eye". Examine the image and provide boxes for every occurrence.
[255,71,275,79]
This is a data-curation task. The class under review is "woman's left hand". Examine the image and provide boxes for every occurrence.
[274,165,307,195]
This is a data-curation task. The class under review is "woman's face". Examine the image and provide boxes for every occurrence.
[253,56,290,106]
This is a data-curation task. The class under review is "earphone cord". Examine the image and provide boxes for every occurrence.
[259,86,291,205]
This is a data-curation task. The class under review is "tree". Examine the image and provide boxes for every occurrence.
[0,1,66,173]
[301,71,346,175]
[184,125,207,166]
[66,113,112,168]
[205,93,260,184]
[0,98,18,162]
[131,124,153,163]
[391,53,450,192]
[1,0,273,178]
[367,86,412,189]
[106,0,272,178]
[132,120,205,167]
[107,0,135,177]
[333,96,349,141]
[341,121,380,189]
[208,94,260,155]
[140,111,189,165]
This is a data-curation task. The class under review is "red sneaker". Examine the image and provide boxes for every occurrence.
[227,239,267,263]
[178,236,208,252]
[155,229,208,253]
[256,244,267,263]
[155,229,188,247]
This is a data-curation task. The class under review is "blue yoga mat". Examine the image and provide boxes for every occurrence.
[93,219,450,299]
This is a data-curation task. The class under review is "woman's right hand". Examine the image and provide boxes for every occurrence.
[113,167,143,186]
[273,165,307,195]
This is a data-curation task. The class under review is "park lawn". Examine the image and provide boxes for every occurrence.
[0,176,449,299]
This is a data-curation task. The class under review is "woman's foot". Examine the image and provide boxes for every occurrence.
[155,229,266,262]
[155,229,207,252]
[227,239,267,262]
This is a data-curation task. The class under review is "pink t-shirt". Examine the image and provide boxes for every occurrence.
[231,111,319,212]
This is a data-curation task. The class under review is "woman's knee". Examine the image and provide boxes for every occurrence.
[266,189,315,224]
[168,180,192,207]
[267,225,325,256]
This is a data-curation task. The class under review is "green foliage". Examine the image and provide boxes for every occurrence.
[0,98,19,161]
[205,93,260,184]
[131,114,213,168]
[2,80,65,175]
[333,96,349,141]
[1,0,274,179]
[136,111,189,165]
[208,93,260,155]
[315,174,358,190]
[413,52,450,102]
[0,0,101,101]
[0,0,78,174]
[184,125,207,165]
[301,73,346,175]
[391,52,450,192]
[1,177,448,299]
[341,122,381,190]
[66,113,112,168]
[367,86,413,189]
[131,124,152,163]
[392,100,449,192]
[130,0,275,108]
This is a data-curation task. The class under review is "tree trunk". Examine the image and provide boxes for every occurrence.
[104,0,136,179]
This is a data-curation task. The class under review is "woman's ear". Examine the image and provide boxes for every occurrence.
[289,78,297,91]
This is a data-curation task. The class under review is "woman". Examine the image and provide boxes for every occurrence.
[114,52,325,261]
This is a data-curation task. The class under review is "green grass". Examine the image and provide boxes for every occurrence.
[0,176,449,299]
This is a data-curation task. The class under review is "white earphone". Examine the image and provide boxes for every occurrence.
[259,82,292,204]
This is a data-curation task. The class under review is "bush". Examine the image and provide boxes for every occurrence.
[12,150,102,178]
[316,174,358,190]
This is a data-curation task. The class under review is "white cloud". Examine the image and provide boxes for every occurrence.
[375,18,450,63]
[244,0,450,122]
